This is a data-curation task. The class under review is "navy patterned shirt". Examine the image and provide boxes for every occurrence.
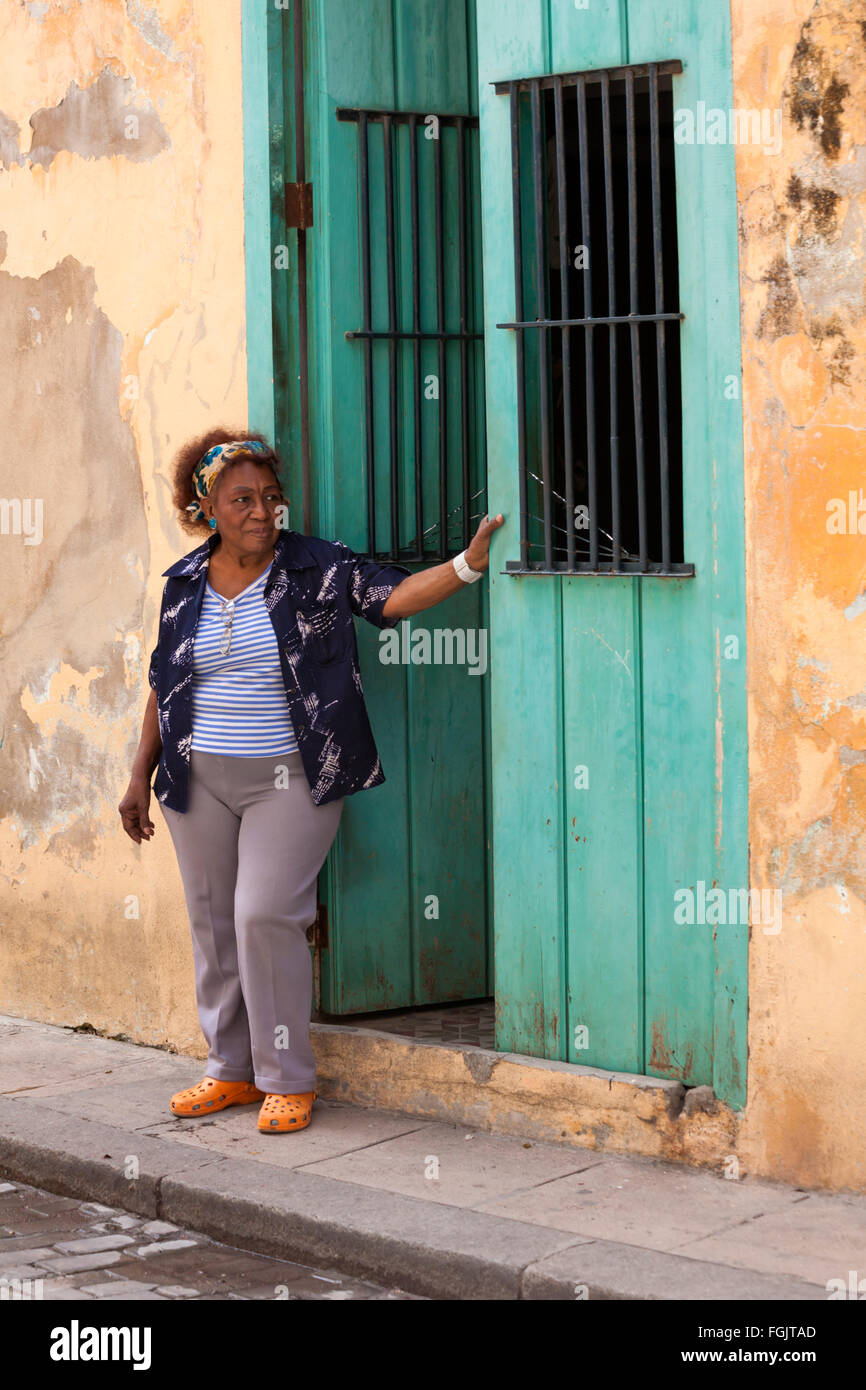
[148,528,411,811]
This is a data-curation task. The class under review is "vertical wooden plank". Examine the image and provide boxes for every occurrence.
[467,3,494,997]
[640,577,717,1086]
[406,585,490,1003]
[480,576,495,991]
[468,0,495,998]
[561,577,643,1071]
[549,0,637,1072]
[477,0,561,1056]
[627,0,748,1105]
[490,579,566,1053]
[304,0,413,1012]
[330,620,414,1012]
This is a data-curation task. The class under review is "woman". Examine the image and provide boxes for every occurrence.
[118,430,503,1133]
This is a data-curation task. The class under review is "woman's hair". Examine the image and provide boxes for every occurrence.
[171,427,285,535]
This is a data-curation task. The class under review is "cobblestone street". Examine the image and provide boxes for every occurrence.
[0,1180,422,1301]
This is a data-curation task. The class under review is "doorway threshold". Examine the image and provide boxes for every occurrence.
[309,1014,740,1175]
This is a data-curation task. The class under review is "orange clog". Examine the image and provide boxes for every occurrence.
[257,1090,317,1133]
[170,1076,266,1116]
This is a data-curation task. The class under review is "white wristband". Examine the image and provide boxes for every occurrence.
[453,550,483,584]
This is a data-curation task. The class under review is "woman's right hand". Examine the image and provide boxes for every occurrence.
[118,775,155,844]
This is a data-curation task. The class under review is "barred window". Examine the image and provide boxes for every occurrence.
[337,106,487,562]
[493,61,693,575]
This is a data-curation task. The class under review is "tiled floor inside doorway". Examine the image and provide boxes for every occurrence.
[318,999,495,1051]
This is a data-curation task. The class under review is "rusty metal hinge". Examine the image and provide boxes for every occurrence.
[285,182,314,229]
[307,901,329,950]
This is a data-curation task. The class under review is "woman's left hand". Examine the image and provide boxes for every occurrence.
[464,513,505,574]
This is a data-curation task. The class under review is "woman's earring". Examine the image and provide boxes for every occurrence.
[208,517,217,530]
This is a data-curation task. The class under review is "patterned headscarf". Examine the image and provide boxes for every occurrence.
[185,439,273,522]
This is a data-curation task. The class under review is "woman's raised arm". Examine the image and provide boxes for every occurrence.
[381,513,504,620]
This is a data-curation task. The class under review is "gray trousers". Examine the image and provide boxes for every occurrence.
[160,750,343,1093]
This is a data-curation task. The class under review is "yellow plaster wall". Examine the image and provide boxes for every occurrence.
[0,0,248,1054]
[731,0,866,1190]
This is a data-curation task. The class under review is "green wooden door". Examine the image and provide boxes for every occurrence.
[276,0,492,1013]
[476,0,749,1106]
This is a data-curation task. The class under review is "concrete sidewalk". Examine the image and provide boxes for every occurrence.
[0,1013,860,1301]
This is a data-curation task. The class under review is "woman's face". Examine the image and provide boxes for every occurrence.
[205,459,285,552]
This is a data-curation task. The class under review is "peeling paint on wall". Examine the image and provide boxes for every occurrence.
[0,0,248,1056]
[26,66,171,169]
[0,254,148,852]
[125,0,182,62]
[732,0,866,1192]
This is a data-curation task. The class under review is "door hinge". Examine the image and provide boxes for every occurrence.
[285,182,314,229]
[307,901,329,950]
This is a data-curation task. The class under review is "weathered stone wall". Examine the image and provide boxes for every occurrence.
[0,0,248,1053]
[732,0,866,1190]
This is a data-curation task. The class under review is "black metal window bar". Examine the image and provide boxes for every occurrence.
[337,106,487,562]
[493,61,693,575]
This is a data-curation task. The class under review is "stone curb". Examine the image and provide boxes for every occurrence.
[0,1097,826,1301]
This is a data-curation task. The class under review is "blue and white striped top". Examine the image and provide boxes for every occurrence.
[190,560,298,757]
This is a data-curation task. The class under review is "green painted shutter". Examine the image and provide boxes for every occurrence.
[476,0,748,1105]
[298,0,493,1012]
